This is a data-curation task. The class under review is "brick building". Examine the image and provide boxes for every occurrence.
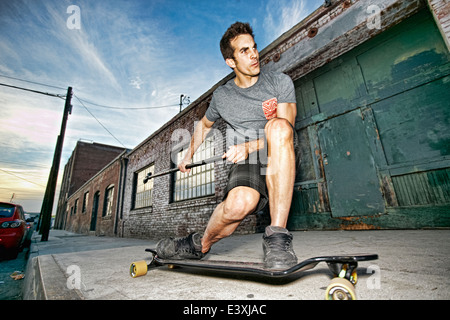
[64,151,128,236]
[58,0,450,238]
[54,141,127,231]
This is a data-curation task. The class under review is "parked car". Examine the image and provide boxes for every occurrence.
[24,213,35,245]
[0,202,27,259]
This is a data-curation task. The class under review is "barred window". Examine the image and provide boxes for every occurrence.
[173,136,215,202]
[134,164,154,209]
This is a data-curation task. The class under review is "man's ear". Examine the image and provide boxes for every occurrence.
[225,58,236,69]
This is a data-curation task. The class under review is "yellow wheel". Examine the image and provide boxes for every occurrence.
[325,278,356,300]
[130,260,148,278]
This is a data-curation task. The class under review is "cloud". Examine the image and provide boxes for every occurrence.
[264,0,309,43]
[130,76,144,90]
[42,1,123,91]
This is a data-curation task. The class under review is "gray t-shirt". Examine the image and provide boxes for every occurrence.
[205,70,296,147]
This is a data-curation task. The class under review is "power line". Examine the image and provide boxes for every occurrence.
[0,82,66,99]
[0,74,182,110]
[75,96,179,110]
[0,74,185,148]
[0,168,46,188]
[74,95,126,148]
[0,74,67,91]
[0,159,49,169]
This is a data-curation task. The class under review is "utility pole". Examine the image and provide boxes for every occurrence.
[38,87,72,241]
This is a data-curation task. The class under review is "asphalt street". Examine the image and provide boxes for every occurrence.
[0,246,29,300]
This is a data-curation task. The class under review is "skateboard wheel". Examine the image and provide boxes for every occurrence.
[130,260,148,278]
[325,278,356,300]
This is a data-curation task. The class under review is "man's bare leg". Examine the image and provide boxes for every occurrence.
[201,186,260,253]
[265,118,296,227]
[261,118,297,269]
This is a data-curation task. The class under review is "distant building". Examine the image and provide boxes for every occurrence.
[63,150,129,236]
[54,141,127,230]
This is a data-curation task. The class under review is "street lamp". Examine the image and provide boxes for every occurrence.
[179,94,190,112]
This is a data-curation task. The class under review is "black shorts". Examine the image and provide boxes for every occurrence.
[223,127,301,213]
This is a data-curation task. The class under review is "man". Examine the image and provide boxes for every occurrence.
[157,22,299,269]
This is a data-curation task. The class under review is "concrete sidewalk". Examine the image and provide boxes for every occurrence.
[23,229,450,300]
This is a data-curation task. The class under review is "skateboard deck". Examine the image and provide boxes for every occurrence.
[130,248,378,300]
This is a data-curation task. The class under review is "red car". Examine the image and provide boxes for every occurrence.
[0,202,27,259]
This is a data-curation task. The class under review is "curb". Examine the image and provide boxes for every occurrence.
[22,236,82,300]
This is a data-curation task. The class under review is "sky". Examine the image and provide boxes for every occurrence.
[0,0,319,213]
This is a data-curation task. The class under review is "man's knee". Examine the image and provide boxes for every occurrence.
[265,118,293,142]
[223,188,259,222]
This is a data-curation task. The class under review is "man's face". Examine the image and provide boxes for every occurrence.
[226,34,260,78]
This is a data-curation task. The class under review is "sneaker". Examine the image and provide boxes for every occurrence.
[156,232,205,260]
[262,226,298,270]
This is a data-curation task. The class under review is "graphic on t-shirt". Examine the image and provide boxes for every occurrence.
[262,97,277,120]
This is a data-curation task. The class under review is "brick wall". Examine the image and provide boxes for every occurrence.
[55,141,126,229]
[428,0,450,50]
[65,154,124,236]
[68,142,125,196]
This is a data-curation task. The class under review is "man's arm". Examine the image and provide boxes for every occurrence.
[277,102,297,126]
[179,115,215,173]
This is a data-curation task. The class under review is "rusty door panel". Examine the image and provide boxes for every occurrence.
[317,109,385,217]
[314,58,366,114]
[356,10,450,100]
[371,76,450,166]
[295,79,319,121]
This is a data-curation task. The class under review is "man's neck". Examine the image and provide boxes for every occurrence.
[234,73,259,89]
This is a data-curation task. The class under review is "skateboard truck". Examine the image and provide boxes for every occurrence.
[325,260,359,300]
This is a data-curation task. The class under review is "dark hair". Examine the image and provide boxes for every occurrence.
[220,22,254,60]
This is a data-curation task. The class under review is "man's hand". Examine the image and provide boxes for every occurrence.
[178,157,192,174]
[223,142,249,164]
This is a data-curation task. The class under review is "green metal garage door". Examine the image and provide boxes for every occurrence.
[289,8,450,229]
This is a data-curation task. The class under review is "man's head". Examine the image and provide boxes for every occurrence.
[220,22,260,78]
[220,22,255,61]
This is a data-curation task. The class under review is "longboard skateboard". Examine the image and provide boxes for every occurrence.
[130,249,378,300]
